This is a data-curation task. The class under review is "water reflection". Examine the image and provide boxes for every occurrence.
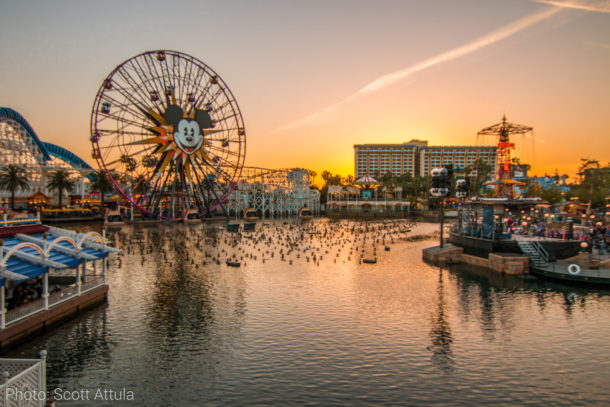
[447,261,610,326]
[449,264,499,340]
[4,220,610,405]
[427,269,455,373]
[5,307,111,390]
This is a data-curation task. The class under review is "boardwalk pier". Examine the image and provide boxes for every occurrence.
[0,220,119,351]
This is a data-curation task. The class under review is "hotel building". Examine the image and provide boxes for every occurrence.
[354,139,496,178]
[418,145,496,176]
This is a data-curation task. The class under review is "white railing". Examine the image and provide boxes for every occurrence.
[81,277,104,294]
[5,299,45,325]
[0,350,47,407]
[2,279,107,329]
[47,285,79,307]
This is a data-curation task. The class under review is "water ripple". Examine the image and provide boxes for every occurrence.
[6,220,610,406]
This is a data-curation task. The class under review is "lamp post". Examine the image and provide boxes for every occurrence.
[430,167,451,248]
[128,184,134,221]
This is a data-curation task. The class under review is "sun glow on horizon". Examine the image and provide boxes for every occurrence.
[0,0,608,185]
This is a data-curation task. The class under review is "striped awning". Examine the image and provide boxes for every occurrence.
[354,175,380,186]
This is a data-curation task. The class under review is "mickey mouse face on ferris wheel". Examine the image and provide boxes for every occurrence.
[163,104,212,155]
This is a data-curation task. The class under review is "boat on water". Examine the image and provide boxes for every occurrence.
[183,209,201,223]
[448,116,581,261]
[41,207,104,222]
[243,208,259,221]
[104,209,124,226]
[298,207,313,220]
[226,223,240,232]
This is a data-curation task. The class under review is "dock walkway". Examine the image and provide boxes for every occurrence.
[533,252,610,286]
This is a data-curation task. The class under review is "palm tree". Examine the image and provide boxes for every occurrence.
[308,170,317,187]
[47,170,75,208]
[471,159,493,196]
[88,170,114,208]
[131,174,148,195]
[0,164,30,209]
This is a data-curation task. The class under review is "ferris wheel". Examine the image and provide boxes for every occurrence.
[90,50,246,219]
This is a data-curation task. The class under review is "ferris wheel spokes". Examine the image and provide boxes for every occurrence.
[91,50,246,220]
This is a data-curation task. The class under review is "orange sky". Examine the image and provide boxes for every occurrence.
[1,1,608,183]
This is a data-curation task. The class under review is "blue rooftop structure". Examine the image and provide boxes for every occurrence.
[0,225,118,287]
[1,220,119,344]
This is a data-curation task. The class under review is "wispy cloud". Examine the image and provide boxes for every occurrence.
[277,6,562,132]
[584,40,610,49]
[534,0,610,13]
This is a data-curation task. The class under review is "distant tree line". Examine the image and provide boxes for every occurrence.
[2,157,607,210]
[522,158,610,206]
[312,157,609,208]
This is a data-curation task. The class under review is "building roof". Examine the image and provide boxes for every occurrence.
[28,191,50,199]
[419,145,496,150]
[354,143,418,148]
[354,175,380,185]
[354,142,496,150]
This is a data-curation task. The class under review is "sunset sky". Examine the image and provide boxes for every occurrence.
[1,0,608,181]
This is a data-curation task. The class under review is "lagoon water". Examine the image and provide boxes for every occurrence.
[7,219,610,406]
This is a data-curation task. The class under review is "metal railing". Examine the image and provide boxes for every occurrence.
[4,279,106,328]
[0,350,47,407]
[5,299,45,325]
[531,241,550,263]
[47,285,79,307]
[81,277,104,294]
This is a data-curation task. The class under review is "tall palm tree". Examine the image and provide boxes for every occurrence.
[47,169,75,208]
[88,170,113,208]
[308,170,317,187]
[0,164,29,209]
[471,159,492,196]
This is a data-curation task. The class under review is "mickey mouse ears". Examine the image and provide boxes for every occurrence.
[163,104,212,129]
[194,109,212,129]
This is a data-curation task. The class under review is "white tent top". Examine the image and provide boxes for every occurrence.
[354,175,379,185]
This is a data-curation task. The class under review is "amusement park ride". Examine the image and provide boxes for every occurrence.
[227,167,319,219]
[0,107,94,207]
[90,50,319,221]
[479,115,531,199]
[448,116,582,261]
[90,50,246,220]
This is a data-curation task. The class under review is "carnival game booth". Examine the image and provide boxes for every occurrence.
[0,220,119,350]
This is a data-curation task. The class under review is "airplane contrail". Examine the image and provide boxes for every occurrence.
[276,6,562,132]
[534,0,610,13]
